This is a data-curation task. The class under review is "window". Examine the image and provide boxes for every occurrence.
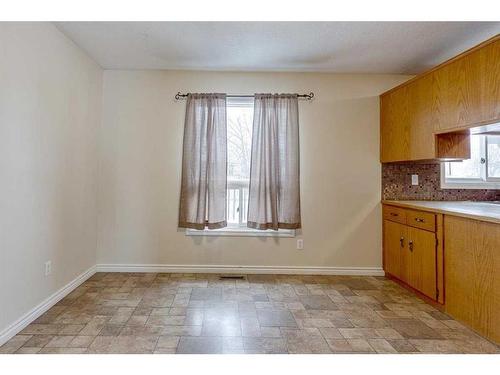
[441,134,500,189]
[226,97,253,227]
[187,97,295,237]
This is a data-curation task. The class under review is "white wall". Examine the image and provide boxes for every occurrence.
[0,23,102,334]
[98,70,410,269]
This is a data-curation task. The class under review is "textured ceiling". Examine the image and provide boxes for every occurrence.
[55,22,500,74]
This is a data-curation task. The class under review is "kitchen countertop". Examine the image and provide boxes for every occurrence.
[382,200,500,225]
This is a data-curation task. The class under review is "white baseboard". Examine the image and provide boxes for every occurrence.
[96,263,385,276]
[0,265,96,346]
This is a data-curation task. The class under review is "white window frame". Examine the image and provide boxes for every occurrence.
[186,97,295,238]
[441,135,500,189]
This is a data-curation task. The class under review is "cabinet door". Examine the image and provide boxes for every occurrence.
[383,220,407,281]
[433,49,483,132]
[407,227,437,299]
[481,40,500,123]
[433,40,500,132]
[444,216,499,343]
[409,74,436,160]
[380,89,411,162]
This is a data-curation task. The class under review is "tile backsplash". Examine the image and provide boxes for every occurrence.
[382,163,500,201]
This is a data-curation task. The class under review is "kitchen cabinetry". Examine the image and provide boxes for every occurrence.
[380,35,500,163]
[444,215,499,343]
[380,86,411,162]
[434,39,500,132]
[383,220,408,282]
[383,205,442,301]
[382,201,500,344]
[406,226,437,300]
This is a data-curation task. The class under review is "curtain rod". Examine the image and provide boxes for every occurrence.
[174,92,314,100]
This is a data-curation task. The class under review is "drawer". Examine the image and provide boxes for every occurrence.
[406,209,436,232]
[383,205,407,224]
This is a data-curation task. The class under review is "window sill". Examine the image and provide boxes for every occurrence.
[441,181,500,190]
[185,226,295,237]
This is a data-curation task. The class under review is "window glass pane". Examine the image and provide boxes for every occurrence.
[445,135,482,179]
[487,135,500,178]
[227,99,253,225]
[227,188,240,224]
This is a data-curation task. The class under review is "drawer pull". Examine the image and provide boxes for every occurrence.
[390,213,399,217]
[415,218,425,223]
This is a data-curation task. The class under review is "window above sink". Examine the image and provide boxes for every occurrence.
[442,134,500,189]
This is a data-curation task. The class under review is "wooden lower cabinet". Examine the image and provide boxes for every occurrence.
[383,220,407,282]
[444,215,499,343]
[407,226,437,300]
[383,203,499,344]
[383,209,440,301]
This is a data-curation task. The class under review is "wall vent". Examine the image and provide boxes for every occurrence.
[219,275,246,280]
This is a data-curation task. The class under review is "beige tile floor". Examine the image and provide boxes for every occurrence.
[1,273,498,354]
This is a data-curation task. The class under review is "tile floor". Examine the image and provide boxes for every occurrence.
[1,273,498,354]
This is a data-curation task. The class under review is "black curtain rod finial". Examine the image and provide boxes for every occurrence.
[175,92,186,100]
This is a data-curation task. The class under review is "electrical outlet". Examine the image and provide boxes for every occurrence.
[411,174,419,186]
[296,239,304,250]
[45,261,52,276]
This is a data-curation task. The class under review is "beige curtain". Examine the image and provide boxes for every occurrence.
[247,94,301,230]
[178,93,227,229]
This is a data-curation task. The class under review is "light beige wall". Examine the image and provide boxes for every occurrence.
[98,70,410,269]
[0,23,102,334]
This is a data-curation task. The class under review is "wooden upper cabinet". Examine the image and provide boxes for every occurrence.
[380,87,411,162]
[434,41,489,131]
[380,35,500,163]
[482,40,500,123]
[409,74,435,160]
[380,74,435,162]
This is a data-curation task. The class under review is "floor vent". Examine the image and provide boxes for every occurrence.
[219,275,246,280]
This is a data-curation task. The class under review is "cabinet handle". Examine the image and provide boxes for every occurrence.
[400,237,404,248]
[415,218,425,223]
[408,240,414,252]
